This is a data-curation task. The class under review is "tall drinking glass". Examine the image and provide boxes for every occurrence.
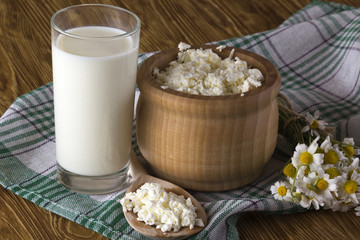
[51,4,140,194]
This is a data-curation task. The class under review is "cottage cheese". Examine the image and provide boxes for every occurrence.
[120,182,204,233]
[153,42,264,96]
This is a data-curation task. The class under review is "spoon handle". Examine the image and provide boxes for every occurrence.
[130,149,148,179]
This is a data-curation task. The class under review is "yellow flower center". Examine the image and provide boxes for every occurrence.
[315,147,324,154]
[325,167,340,179]
[277,186,287,197]
[344,180,357,194]
[310,120,319,129]
[304,166,310,176]
[324,150,339,165]
[344,146,354,157]
[283,163,296,178]
[300,152,313,165]
[316,179,328,191]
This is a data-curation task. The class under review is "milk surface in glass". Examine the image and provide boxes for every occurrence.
[52,26,138,176]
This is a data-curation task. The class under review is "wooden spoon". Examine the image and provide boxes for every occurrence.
[123,150,207,239]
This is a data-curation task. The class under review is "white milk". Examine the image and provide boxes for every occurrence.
[52,26,138,176]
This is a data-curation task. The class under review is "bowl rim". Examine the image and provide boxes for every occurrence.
[137,44,281,102]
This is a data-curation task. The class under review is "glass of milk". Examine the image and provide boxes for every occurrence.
[51,4,140,194]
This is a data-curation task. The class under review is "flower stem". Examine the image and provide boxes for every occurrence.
[290,164,308,197]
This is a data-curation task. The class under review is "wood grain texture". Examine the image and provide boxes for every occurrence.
[238,211,360,239]
[136,45,281,191]
[1,0,360,239]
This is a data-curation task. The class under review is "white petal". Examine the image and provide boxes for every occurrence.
[328,184,337,192]
[314,110,320,119]
[350,194,359,204]
[323,190,333,200]
[305,112,314,123]
[302,125,310,133]
[313,154,324,165]
[312,199,320,210]
[270,185,277,194]
[295,143,308,153]
[312,129,320,137]
[343,138,355,146]
[308,137,320,153]
[318,120,327,128]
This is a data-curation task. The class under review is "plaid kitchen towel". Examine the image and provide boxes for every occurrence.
[1,1,360,239]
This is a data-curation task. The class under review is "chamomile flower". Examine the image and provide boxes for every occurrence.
[282,162,305,183]
[292,191,311,209]
[324,146,346,166]
[308,195,323,210]
[343,138,355,146]
[283,163,296,179]
[291,174,323,210]
[295,171,317,193]
[270,181,292,201]
[291,136,323,170]
[342,137,358,157]
[326,197,358,212]
[319,135,332,153]
[312,168,338,204]
[317,136,346,167]
[342,157,360,178]
[322,165,341,179]
[354,205,360,216]
[336,171,360,204]
[272,105,360,215]
[301,110,327,136]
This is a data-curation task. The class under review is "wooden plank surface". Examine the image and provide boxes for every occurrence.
[1,0,360,239]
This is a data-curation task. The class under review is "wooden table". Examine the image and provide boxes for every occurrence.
[1,0,360,239]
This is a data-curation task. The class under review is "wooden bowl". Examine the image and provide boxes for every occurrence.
[136,45,281,191]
